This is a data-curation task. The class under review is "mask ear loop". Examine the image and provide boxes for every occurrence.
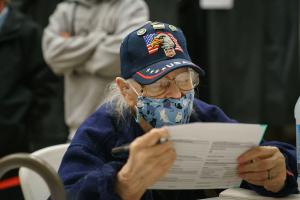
[128,82,153,131]
[126,81,143,123]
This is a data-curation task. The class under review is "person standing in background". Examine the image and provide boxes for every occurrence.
[43,0,149,139]
[9,0,69,151]
[10,0,63,28]
[0,0,62,198]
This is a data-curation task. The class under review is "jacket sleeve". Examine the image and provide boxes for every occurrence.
[42,2,104,75]
[241,141,299,197]
[77,0,149,77]
[57,107,127,200]
[58,144,123,200]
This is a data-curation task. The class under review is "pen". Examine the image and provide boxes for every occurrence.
[111,137,169,156]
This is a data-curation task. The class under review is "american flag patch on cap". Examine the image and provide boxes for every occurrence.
[143,33,159,54]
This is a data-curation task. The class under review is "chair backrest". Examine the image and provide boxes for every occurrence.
[19,143,69,200]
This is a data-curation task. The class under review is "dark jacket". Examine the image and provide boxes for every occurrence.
[0,6,63,156]
[58,99,298,199]
[11,0,63,28]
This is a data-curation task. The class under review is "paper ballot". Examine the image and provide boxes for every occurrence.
[219,188,300,200]
[149,123,266,190]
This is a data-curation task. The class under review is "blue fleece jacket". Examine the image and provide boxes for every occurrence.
[58,99,298,199]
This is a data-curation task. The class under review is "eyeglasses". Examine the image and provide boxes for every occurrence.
[141,69,199,97]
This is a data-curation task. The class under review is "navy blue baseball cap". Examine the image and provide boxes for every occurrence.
[120,21,205,85]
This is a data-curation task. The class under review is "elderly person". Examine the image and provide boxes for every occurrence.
[57,22,298,200]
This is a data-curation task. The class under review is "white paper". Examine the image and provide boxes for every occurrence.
[149,123,266,190]
[200,0,234,9]
[219,188,300,200]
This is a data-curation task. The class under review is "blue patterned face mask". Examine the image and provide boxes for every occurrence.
[135,90,194,128]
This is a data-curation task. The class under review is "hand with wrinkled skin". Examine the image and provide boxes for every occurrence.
[237,146,287,193]
[115,128,176,200]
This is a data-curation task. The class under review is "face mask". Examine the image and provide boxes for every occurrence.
[135,90,194,128]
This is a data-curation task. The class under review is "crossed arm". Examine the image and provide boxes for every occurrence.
[42,0,149,76]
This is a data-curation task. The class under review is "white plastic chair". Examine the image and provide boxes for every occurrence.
[19,143,69,200]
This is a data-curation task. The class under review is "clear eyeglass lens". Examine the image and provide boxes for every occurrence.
[143,70,199,97]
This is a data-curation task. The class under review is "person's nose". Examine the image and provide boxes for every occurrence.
[165,81,182,99]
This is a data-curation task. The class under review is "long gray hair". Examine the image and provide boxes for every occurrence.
[100,81,131,120]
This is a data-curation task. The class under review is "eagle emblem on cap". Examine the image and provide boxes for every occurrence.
[151,33,176,57]
[143,32,183,57]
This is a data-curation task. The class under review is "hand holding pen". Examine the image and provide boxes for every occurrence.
[115,127,176,200]
[112,136,169,156]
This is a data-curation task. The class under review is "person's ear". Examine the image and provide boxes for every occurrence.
[115,77,130,96]
[115,77,137,107]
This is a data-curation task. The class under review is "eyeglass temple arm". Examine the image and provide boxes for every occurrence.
[0,153,66,200]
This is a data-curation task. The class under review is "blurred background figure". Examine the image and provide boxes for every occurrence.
[0,0,67,198]
[10,0,68,152]
[43,0,149,139]
[10,0,63,28]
